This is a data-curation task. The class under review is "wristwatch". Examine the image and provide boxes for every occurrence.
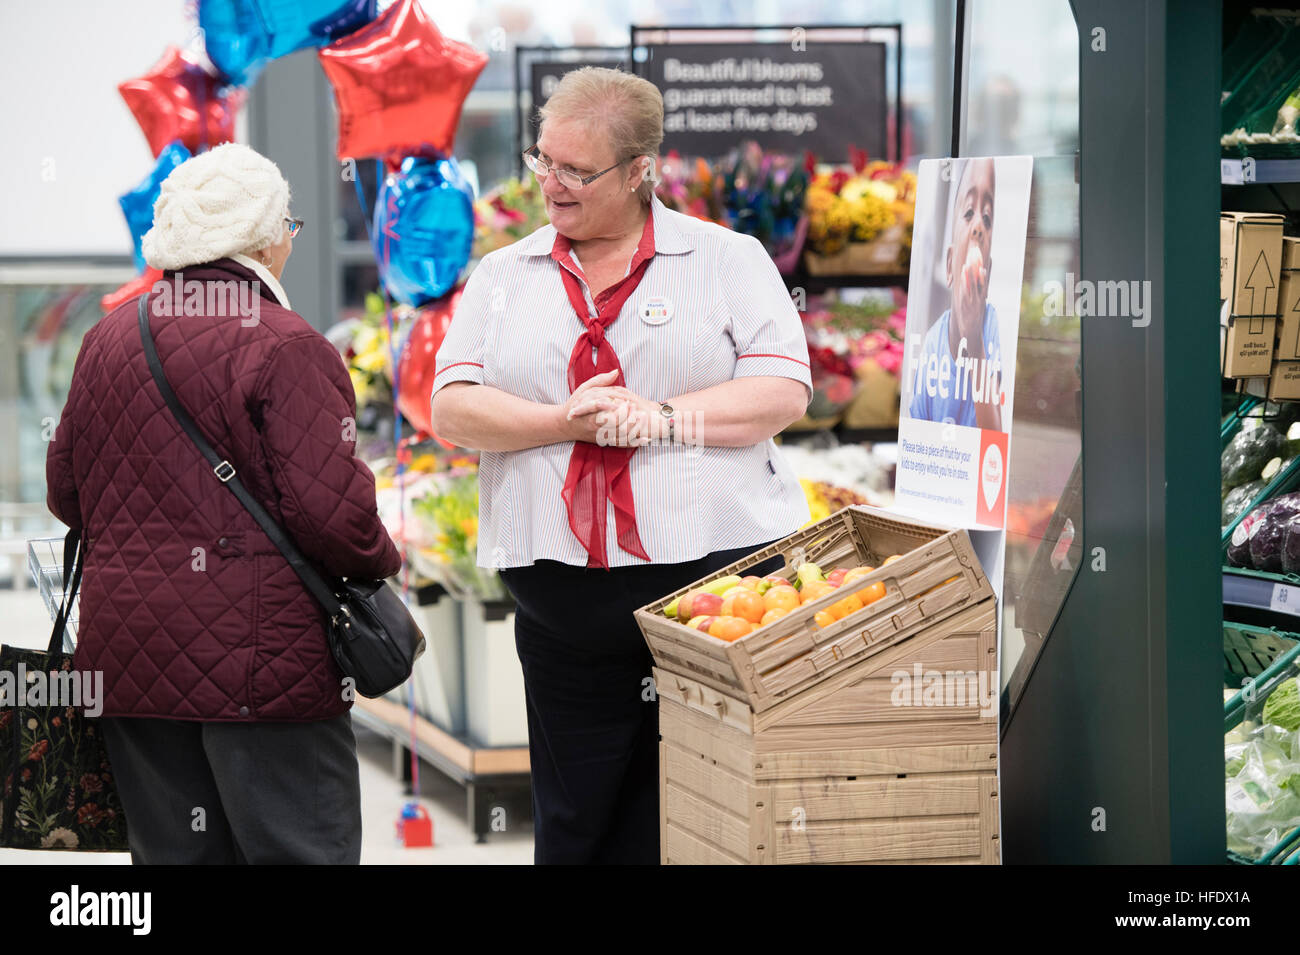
[659,402,676,443]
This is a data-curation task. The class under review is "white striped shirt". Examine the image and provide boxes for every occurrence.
[433,195,813,569]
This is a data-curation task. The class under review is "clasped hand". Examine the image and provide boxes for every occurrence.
[561,370,665,447]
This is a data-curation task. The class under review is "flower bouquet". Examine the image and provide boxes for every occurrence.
[471,175,548,258]
[799,289,909,430]
[410,470,504,602]
[656,142,810,272]
[804,153,917,276]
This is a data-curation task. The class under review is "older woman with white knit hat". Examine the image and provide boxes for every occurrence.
[45,142,400,864]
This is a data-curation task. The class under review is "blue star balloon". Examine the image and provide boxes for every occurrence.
[372,157,475,307]
[199,0,376,86]
[118,140,192,272]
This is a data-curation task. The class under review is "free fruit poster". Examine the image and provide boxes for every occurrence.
[893,156,1032,531]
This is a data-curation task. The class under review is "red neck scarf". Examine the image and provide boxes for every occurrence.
[551,209,656,568]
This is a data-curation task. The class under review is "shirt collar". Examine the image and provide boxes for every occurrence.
[230,253,291,309]
[516,195,692,257]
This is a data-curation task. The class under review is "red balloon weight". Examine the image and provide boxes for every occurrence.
[318,0,487,166]
[119,47,245,157]
[397,286,463,446]
[101,268,164,313]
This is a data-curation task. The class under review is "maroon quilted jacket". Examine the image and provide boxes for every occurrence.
[46,258,401,722]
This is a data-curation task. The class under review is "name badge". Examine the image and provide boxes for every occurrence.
[640,296,673,325]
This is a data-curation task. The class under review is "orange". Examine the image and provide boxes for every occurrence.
[721,586,751,601]
[708,616,753,642]
[843,566,874,584]
[722,589,766,624]
[739,575,765,591]
[858,581,887,605]
[759,608,790,627]
[799,582,835,605]
[883,554,903,565]
[828,592,864,620]
[763,586,800,614]
[813,610,836,628]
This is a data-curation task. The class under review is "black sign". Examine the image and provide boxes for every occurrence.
[527,60,623,142]
[640,40,886,162]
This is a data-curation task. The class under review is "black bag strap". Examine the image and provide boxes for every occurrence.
[46,526,83,656]
[136,296,344,618]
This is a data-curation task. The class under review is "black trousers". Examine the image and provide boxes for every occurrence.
[500,542,783,865]
[99,713,362,864]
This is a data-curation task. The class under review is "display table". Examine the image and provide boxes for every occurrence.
[358,583,531,842]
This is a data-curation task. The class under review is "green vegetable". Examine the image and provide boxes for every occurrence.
[1223,480,1266,527]
[1223,423,1287,490]
[1264,678,1300,732]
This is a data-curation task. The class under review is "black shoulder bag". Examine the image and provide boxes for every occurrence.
[137,296,424,698]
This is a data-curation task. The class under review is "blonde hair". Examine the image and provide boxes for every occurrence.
[536,67,663,204]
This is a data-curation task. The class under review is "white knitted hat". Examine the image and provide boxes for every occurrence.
[142,143,291,271]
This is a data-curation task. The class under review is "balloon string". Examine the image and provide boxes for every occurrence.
[352,161,420,802]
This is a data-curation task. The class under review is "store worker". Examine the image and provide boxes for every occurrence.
[46,143,400,864]
[431,67,813,864]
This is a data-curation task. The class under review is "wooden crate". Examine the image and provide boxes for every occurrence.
[657,599,1000,865]
[635,506,994,713]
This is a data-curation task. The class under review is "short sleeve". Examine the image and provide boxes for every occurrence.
[433,254,495,393]
[721,234,813,399]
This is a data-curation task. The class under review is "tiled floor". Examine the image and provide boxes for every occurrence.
[0,585,535,865]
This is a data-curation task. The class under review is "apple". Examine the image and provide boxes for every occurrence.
[827,568,848,587]
[762,574,790,591]
[686,615,717,632]
[679,591,723,620]
[740,575,765,592]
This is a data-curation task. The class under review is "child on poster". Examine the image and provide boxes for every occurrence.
[908,157,1004,432]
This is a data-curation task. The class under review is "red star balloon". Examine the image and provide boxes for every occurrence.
[101,268,164,314]
[397,286,463,447]
[118,47,245,157]
[318,0,487,167]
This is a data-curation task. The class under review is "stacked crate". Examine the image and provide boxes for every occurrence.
[636,506,1000,865]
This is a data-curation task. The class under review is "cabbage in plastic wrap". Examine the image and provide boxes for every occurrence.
[1223,480,1266,529]
[1222,424,1287,490]
[1226,724,1300,859]
[1249,493,1300,572]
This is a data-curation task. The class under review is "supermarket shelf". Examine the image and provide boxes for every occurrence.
[781,271,909,293]
[779,424,898,445]
[352,694,530,843]
[1223,566,1300,618]
[1221,157,1300,184]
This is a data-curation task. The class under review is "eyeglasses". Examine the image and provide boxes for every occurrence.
[285,217,304,238]
[522,145,629,191]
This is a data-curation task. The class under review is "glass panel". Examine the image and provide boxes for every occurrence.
[960,0,1081,718]
[0,272,123,582]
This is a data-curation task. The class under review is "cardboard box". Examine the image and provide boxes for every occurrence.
[1221,314,1276,377]
[1270,360,1300,402]
[1278,237,1300,361]
[1221,211,1285,316]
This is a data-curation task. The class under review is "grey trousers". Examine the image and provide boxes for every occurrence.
[99,712,362,865]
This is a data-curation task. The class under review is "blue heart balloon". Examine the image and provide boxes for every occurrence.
[200,0,376,86]
[372,157,475,308]
[118,140,192,272]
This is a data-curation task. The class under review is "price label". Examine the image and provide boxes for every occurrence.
[1221,159,1245,185]
[1270,583,1300,614]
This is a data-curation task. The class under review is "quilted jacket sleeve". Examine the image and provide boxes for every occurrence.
[46,328,94,531]
[254,332,401,581]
